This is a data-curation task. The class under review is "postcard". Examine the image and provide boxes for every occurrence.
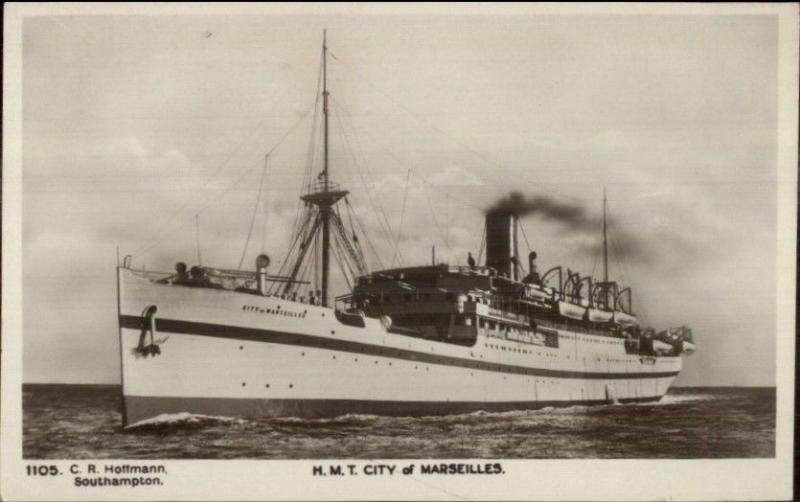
[2,3,797,501]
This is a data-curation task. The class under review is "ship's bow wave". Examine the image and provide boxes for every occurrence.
[124,412,247,432]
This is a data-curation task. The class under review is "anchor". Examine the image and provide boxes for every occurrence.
[134,305,163,357]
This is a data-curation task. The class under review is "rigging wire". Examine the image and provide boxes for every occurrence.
[289,56,325,250]
[416,173,448,253]
[330,95,399,239]
[329,96,402,263]
[331,239,354,291]
[330,86,483,213]
[327,50,512,173]
[195,215,202,266]
[346,198,385,270]
[390,169,411,268]
[134,98,318,260]
[606,205,651,326]
[476,222,486,265]
[327,49,595,204]
[237,155,270,270]
[343,198,370,271]
[445,194,450,251]
[131,112,279,258]
[270,209,315,294]
[518,221,532,274]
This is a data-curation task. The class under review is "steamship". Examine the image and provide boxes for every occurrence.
[116,32,695,425]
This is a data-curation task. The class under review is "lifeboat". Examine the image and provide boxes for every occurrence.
[652,339,675,355]
[525,285,550,301]
[682,340,696,354]
[588,308,613,323]
[613,311,638,326]
[558,301,586,320]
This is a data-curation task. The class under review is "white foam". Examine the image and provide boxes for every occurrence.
[125,412,245,429]
[656,393,717,405]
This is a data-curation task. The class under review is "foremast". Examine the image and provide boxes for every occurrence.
[282,30,366,306]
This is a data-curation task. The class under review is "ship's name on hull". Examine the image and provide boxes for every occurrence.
[242,304,307,319]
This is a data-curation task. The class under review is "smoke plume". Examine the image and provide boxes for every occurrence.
[486,191,651,263]
[487,192,595,231]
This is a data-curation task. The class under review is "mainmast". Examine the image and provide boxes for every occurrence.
[321,29,332,306]
[322,29,329,191]
[602,188,608,284]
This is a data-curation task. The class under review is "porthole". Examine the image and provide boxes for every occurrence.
[239,346,244,350]
[242,382,246,387]
[265,384,270,388]
[332,355,336,360]
[331,330,336,334]
[289,384,294,388]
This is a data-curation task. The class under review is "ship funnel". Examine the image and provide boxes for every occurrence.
[485,211,519,280]
[256,254,271,295]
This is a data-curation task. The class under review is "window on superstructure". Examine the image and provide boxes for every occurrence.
[445,293,455,301]
[403,294,411,302]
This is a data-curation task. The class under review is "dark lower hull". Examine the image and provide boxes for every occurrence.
[123,394,662,426]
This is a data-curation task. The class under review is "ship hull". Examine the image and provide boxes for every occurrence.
[117,268,681,426]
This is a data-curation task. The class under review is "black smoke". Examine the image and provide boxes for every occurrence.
[486,191,651,263]
[487,192,595,231]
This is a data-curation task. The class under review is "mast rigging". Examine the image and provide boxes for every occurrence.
[282,30,367,305]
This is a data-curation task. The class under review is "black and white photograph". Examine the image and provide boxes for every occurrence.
[2,3,797,501]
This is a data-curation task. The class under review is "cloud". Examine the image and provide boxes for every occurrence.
[429,165,485,187]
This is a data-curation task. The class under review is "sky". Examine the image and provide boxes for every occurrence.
[21,13,780,386]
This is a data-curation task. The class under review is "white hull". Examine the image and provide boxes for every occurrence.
[117,268,681,425]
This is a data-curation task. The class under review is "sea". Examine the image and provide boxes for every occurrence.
[23,385,774,459]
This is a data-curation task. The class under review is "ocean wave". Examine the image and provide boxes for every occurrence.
[124,412,247,431]
[652,393,718,406]
[270,413,383,426]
